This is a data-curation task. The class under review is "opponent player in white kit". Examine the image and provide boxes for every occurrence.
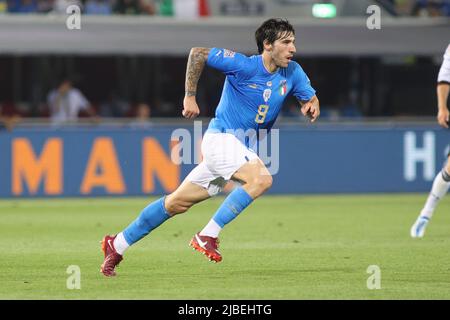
[100,18,320,276]
[411,44,450,238]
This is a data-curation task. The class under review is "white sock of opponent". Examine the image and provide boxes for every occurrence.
[420,169,450,219]
[199,219,222,238]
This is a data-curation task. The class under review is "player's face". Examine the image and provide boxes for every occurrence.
[270,32,296,68]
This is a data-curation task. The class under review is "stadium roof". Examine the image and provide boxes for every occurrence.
[0,16,448,56]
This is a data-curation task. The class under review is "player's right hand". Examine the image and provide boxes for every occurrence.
[182,96,200,119]
[437,107,449,128]
[301,101,320,123]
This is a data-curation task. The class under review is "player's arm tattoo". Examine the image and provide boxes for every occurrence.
[185,47,211,97]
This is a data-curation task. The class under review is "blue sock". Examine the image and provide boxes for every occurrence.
[212,187,253,228]
[123,197,171,245]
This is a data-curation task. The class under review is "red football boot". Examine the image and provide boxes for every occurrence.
[189,232,222,263]
[100,235,123,277]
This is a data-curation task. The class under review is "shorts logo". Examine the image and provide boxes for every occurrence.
[224,49,236,58]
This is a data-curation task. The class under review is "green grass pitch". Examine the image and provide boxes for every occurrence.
[1,194,450,300]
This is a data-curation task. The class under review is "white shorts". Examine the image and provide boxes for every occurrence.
[185,132,260,196]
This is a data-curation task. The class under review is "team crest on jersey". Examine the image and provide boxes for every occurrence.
[223,49,236,58]
[263,89,272,102]
[279,80,287,96]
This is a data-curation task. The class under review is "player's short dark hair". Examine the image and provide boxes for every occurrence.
[255,18,295,54]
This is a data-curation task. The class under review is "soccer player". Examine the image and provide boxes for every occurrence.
[100,18,320,276]
[410,43,450,238]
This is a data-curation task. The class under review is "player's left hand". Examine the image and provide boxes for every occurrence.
[301,99,320,123]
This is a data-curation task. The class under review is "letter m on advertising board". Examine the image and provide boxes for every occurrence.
[12,138,63,195]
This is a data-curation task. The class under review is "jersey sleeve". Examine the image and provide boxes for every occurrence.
[438,44,450,84]
[206,47,253,77]
[291,63,316,101]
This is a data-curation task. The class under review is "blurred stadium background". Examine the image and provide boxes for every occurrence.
[1,0,450,301]
[0,0,449,197]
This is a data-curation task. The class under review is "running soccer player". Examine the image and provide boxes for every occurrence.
[100,18,320,276]
[411,43,450,238]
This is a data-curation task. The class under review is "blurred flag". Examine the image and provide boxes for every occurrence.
[159,0,210,18]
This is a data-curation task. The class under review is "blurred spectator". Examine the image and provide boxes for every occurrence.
[114,0,155,15]
[0,106,5,131]
[99,91,130,117]
[381,0,401,15]
[435,0,450,16]
[85,0,112,15]
[159,0,209,18]
[52,0,82,14]
[47,77,97,125]
[392,0,412,15]
[219,0,264,16]
[37,0,54,13]
[411,0,450,16]
[129,102,152,128]
[0,102,21,131]
[0,0,7,13]
[7,0,38,13]
[140,0,155,14]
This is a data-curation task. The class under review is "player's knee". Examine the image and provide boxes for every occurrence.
[262,175,273,191]
[252,175,273,193]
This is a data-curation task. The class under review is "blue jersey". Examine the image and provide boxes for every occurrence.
[206,47,316,135]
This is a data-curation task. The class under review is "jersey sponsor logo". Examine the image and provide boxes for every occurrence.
[263,89,272,102]
[223,49,236,58]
